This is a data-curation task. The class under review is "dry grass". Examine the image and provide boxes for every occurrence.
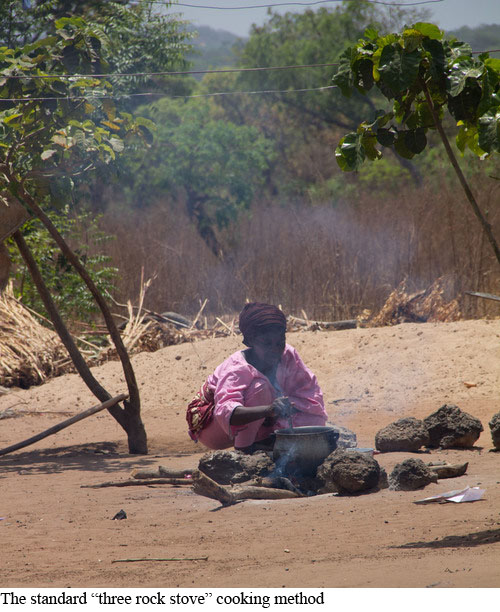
[98,175,500,322]
[0,283,67,387]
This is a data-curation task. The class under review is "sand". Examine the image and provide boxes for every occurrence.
[1,319,499,588]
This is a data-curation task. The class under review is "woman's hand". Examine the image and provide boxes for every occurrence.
[271,396,298,420]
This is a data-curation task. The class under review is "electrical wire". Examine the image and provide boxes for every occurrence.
[2,62,340,80]
[3,48,499,82]
[151,0,445,8]
[0,84,338,102]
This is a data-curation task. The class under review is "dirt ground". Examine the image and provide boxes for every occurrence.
[1,319,500,589]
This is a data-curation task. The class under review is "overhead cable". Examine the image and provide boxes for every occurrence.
[0,84,338,103]
[1,62,339,80]
[3,48,500,82]
[152,0,445,8]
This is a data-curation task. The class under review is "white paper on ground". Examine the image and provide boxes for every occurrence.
[414,486,485,504]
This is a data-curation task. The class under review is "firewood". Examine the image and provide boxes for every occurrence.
[131,466,192,479]
[191,469,236,506]
[81,477,192,488]
[191,470,302,505]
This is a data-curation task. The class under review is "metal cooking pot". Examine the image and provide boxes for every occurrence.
[273,425,339,477]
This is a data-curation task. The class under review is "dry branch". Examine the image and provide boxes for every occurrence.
[191,469,301,505]
[112,557,208,563]
[131,467,193,479]
[81,477,192,488]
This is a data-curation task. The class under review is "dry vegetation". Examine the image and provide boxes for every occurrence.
[99,174,500,322]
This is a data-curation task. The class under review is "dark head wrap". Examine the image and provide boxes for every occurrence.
[239,302,287,347]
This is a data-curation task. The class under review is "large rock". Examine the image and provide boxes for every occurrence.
[316,449,381,494]
[424,404,483,449]
[198,450,274,485]
[489,413,500,450]
[389,458,438,491]
[375,417,429,452]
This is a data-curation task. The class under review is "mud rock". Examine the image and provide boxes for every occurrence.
[389,458,438,491]
[424,404,483,449]
[330,425,357,449]
[316,449,380,494]
[375,417,429,452]
[488,413,500,450]
[198,450,274,485]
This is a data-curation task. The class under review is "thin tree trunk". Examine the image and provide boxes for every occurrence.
[12,222,146,454]
[420,78,500,267]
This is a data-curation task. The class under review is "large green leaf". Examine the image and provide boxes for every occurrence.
[393,132,415,159]
[378,44,421,97]
[404,128,427,154]
[376,127,396,146]
[478,109,500,153]
[333,48,356,97]
[412,23,443,40]
[447,63,484,97]
[335,132,365,171]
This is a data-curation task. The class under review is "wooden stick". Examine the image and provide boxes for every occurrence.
[215,317,233,334]
[0,393,128,457]
[191,470,301,504]
[81,477,192,488]
[131,467,193,479]
[191,469,236,505]
[112,557,208,563]
[190,298,208,330]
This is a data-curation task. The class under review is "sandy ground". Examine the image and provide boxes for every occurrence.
[1,319,500,589]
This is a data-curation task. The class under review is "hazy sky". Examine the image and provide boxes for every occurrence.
[166,0,500,37]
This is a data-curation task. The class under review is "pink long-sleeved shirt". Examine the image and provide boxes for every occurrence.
[197,343,327,450]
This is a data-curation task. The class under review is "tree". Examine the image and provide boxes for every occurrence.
[333,22,500,265]
[124,98,275,258]
[0,16,155,453]
[0,1,194,109]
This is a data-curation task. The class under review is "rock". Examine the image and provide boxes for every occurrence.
[316,449,381,494]
[488,413,500,450]
[424,404,483,449]
[329,424,357,449]
[198,450,274,485]
[375,417,429,452]
[389,458,438,491]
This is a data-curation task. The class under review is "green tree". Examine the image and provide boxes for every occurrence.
[0,16,154,453]
[333,22,500,264]
[125,98,275,258]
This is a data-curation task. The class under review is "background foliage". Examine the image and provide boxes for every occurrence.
[3,0,500,323]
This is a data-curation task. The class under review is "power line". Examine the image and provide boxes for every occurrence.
[0,84,338,102]
[3,48,500,82]
[152,0,445,8]
[2,62,340,80]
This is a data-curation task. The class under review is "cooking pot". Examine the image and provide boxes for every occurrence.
[273,425,339,477]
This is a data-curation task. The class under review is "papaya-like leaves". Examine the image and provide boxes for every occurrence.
[447,62,484,97]
[404,127,427,154]
[332,47,356,97]
[447,82,482,122]
[394,131,416,159]
[378,44,422,97]
[354,57,374,93]
[376,127,396,147]
[412,22,443,40]
[478,109,500,153]
[335,132,365,171]
[422,38,446,82]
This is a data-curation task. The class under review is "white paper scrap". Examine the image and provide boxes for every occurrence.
[414,486,485,504]
[446,487,485,503]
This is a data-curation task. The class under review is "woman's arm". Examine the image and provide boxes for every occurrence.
[229,404,273,426]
